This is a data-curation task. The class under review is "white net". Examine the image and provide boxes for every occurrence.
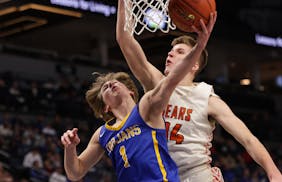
[124,0,176,35]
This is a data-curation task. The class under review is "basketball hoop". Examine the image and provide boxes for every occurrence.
[123,0,176,35]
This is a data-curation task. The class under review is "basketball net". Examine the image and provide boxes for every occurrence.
[123,0,176,35]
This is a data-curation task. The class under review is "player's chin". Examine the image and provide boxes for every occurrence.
[164,69,170,76]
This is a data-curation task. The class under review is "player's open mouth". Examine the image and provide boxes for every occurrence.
[166,59,172,66]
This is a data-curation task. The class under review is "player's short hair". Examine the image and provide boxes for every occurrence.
[85,72,139,121]
[171,35,208,75]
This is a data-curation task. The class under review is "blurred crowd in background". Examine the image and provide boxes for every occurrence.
[0,71,281,182]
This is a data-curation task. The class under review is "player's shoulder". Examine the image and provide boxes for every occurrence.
[193,82,213,91]
[89,126,103,144]
[194,82,219,99]
[196,81,213,87]
[94,126,103,137]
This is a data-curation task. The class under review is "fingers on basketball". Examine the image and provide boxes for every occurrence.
[168,0,216,32]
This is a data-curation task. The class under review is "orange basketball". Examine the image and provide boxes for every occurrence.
[168,0,216,32]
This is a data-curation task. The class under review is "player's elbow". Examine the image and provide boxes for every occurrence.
[65,166,85,181]
[116,30,133,47]
[116,34,126,49]
[116,30,122,42]
[67,173,84,181]
[116,28,127,43]
[66,174,78,181]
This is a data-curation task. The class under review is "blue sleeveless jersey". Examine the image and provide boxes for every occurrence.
[99,105,179,182]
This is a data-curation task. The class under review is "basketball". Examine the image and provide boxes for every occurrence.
[168,0,216,32]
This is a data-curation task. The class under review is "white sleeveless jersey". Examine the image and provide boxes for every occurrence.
[163,82,218,180]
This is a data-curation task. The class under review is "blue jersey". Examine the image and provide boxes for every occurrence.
[99,105,179,182]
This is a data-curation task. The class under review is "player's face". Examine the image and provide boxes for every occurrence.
[101,80,130,107]
[164,43,193,75]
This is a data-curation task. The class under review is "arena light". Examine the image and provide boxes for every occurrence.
[276,75,282,88]
[50,0,116,17]
[19,3,82,18]
[255,34,282,48]
[144,8,167,30]
[0,3,82,37]
[240,79,251,86]
[0,16,47,37]
[0,6,17,16]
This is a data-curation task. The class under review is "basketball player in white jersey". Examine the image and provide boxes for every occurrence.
[116,0,282,181]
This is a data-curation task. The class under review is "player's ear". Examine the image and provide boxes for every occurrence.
[192,62,199,72]
[129,91,135,100]
[104,105,111,113]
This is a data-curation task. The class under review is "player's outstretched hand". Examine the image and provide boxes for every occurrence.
[192,11,217,50]
[61,128,80,148]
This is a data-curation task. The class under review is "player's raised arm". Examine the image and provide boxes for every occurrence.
[140,13,217,123]
[116,0,164,92]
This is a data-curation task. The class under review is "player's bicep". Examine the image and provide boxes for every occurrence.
[118,37,164,91]
[208,96,253,145]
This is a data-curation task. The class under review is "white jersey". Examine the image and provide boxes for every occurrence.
[163,82,218,180]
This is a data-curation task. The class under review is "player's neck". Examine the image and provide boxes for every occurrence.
[111,99,135,122]
[164,73,194,86]
[178,75,195,86]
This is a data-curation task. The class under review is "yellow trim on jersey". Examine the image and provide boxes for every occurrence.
[105,113,130,130]
[152,131,168,182]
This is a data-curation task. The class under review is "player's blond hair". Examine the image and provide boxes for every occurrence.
[171,35,208,75]
[85,72,139,121]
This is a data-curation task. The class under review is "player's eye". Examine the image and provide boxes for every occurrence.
[102,84,108,91]
[178,50,184,54]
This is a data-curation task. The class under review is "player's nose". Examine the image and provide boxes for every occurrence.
[108,81,113,88]
[168,50,174,57]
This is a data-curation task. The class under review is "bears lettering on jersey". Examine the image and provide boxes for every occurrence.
[162,104,193,122]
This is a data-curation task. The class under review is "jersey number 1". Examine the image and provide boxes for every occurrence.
[119,145,130,168]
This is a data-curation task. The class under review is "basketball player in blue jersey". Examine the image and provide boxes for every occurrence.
[116,0,282,181]
[60,11,213,181]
